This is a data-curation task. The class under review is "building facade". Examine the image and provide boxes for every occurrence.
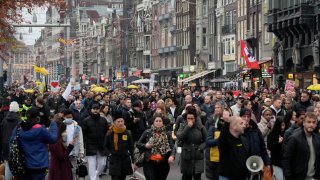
[268,0,320,89]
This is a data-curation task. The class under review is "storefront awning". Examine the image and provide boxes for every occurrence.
[182,70,216,83]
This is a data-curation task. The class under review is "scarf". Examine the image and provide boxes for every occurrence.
[109,124,126,151]
[151,125,171,155]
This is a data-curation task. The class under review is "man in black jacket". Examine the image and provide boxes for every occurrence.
[124,100,147,142]
[80,104,109,180]
[218,116,249,180]
[283,112,320,180]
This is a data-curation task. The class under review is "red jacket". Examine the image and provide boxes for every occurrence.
[49,139,74,180]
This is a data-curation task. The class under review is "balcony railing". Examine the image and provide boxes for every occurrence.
[221,24,236,35]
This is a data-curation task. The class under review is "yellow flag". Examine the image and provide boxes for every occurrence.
[39,67,49,75]
[33,65,41,73]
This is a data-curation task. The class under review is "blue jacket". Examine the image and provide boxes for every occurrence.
[10,122,58,169]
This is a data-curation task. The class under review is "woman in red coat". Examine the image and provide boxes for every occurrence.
[49,121,75,180]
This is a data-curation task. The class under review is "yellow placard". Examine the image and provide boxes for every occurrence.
[122,135,127,141]
[288,73,294,79]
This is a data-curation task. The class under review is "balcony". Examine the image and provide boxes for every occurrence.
[164,47,169,53]
[221,24,236,35]
[169,25,176,33]
[158,48,164,54]
[158,15,164,21]
[169,46,177,52]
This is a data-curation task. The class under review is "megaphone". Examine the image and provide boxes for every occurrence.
[246,155,264,173]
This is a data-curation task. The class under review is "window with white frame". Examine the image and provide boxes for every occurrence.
[223,36,236,55]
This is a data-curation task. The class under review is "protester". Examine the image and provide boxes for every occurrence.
[49,121,74,180]
[70,99,89,123]
[267,117,286,180]
[80,104,109,180]
[176,106,207,180]
[105,113,134,180]
[10,108,58,180]
[218,116,248,180]
[282,112,320,180]
[0,101,21,180]
[62,109,85,178]
[136,115,175,180]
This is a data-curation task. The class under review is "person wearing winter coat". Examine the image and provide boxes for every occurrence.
[100,103,113,126]
[0,101,21,180]
[257,108,273,138]
[241,108,271,179]
[267,117,286,180]
[35,96,51,127]
[282,112,320,180]
[62,109,85,179]
[136,115,176,180]
[80,104,109,180]
[10,108,58,180]
[177,106,207,180]
[124,100,147,142]
[105,113,134,180]
[70,99,89,123]
[49,122,75,180]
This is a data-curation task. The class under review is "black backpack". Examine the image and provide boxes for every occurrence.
[8,128,26,177]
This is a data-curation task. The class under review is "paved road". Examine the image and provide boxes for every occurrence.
[95,153,206,180]
[83,154,206,180]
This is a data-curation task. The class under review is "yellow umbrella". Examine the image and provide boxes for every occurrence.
[313,84,320,90]
[307,85,316,90]
[24,89,35,93]
[127,85,138,89]
[91,87,108,93]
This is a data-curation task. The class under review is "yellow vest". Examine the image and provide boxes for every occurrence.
[209,131,221,162]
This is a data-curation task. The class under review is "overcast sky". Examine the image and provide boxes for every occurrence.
[14,6,47,46]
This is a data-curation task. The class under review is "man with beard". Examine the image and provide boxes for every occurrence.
[283,112,320,180]
[293,91,312,113]
[80,104,109,180]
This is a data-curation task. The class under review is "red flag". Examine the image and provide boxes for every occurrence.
[240,40,260,69]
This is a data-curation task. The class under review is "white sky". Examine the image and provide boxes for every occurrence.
[14,6,47,46]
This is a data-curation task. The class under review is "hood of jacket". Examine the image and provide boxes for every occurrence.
[5,112,21,122]
[20,124,44,140]
[259,116,269,126]
[71,103,85,111]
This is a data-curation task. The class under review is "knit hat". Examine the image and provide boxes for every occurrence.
[113,111,123,121]
[9,101,19,112]
[240,108,251,117]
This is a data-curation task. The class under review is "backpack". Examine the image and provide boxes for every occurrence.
[8,128,26,177]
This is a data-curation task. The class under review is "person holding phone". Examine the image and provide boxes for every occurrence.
[49,121,75,180]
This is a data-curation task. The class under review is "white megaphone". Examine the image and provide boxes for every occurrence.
[246,155,264,173]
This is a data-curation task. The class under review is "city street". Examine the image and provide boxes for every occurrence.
[96,153,206,180]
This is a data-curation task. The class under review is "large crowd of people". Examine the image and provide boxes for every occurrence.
[0,84,320,180]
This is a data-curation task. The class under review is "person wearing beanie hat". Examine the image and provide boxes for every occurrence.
[242,107,271,178]
[105,109,134,180]
[9,101,19,112]
[1,101,22,180]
